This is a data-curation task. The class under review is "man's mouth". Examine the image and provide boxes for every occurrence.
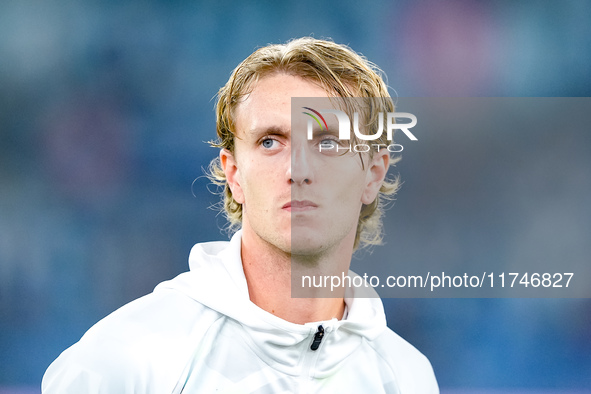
[282,200,318,212]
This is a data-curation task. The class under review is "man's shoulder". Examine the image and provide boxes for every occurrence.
[367,327,439,393]
[80,272,221,352]
[42,273,221,393]
[370,326,430,363]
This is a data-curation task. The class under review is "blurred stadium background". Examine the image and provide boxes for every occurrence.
[0,0,590,392]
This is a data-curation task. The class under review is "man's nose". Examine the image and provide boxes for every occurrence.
[288,145,314,185]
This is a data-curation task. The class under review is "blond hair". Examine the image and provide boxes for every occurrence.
[209,37,400,250]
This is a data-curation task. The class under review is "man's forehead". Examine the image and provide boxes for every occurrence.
[232,74,348,139]
[233,99,291,140]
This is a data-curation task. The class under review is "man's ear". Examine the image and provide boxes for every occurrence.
[361,150,389,205]
[220,149,245,204]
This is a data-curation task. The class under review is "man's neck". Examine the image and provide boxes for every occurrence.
[240,229,352,325]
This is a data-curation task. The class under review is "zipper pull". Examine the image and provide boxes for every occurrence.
[310,325,325,351]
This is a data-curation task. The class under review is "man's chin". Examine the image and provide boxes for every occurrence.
[289,236,329,258]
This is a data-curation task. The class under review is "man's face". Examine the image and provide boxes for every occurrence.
[221,73,388,257]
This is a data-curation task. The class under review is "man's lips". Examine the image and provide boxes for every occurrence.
[282,200,318,212]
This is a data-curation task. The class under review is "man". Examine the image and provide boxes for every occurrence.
[42,37,438,393]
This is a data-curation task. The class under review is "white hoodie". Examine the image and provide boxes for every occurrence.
[42,231,438,393]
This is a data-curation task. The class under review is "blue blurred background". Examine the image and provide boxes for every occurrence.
[1,0,590,392]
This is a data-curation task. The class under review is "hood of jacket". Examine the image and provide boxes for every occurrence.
[155,230,389,377]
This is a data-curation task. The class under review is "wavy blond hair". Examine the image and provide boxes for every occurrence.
[208,37,400,250]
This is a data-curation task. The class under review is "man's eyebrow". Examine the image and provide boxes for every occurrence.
[247,126,290,139]
[308,126,340,138]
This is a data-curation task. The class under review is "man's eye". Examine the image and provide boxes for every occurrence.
[261,138,276,149]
